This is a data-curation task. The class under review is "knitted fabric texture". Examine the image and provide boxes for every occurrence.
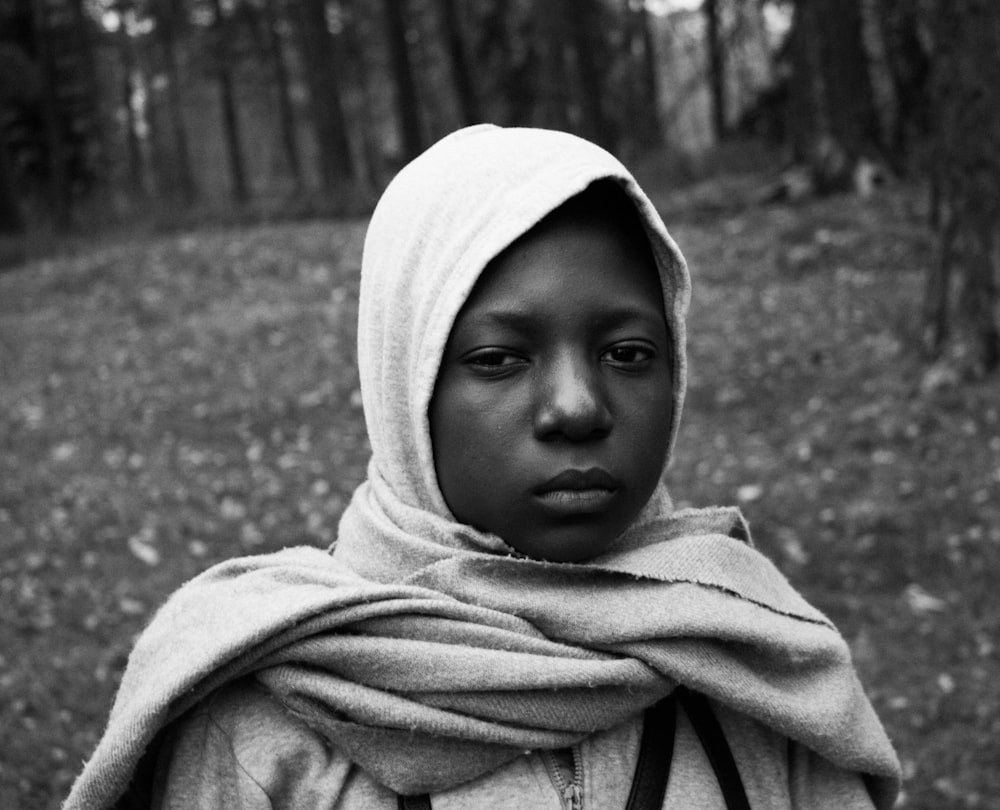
[64,126,900,810]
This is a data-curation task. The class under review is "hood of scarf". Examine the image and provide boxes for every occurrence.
[355,124,689,547]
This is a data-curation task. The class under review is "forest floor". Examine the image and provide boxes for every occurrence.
[2,174,998,810]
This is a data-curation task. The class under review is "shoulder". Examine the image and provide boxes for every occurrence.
[151,679,392,810]
[706,701,876,809]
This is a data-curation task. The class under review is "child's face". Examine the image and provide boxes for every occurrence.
[430,211,673,561]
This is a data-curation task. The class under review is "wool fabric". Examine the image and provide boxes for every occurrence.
[64,126,900,810]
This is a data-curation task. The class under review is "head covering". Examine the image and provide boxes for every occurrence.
[356,124,688,530]
[341,125,690,572]
[64,127,900,810]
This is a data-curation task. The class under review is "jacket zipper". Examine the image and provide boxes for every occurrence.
[541,746,583,810]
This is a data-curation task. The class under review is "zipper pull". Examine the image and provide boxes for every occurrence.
[564,783,582,810]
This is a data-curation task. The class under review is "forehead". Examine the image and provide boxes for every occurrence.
[457,208,666,324]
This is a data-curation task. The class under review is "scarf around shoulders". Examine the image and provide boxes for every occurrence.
[64,126,900,809]
[64,503,900,810]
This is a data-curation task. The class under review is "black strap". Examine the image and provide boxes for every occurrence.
[676,687,752,810]
[398,688,750,810]
[625,690,678,810]
[398,793,431,810]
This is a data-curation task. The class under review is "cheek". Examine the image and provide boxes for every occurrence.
[430,382,525,518]
[616,378,673,470]
[437,391,519,463]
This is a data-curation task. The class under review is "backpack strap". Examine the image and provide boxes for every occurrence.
[624,689,678,809]
[398,793,431,810]
[397,689,750,810]
[676,687,752,810]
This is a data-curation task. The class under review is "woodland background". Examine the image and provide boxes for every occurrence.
[2,1,1000,808]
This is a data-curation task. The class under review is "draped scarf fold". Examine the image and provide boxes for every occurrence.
[64,127,900,810]
[64,508,900,810]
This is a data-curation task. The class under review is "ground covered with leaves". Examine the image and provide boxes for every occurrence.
[2,181,997,809]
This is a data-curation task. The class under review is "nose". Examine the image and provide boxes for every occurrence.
[533,353,612,441]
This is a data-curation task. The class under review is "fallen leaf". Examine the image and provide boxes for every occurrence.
[118,596,146,615]
[51,442,76,462]
[903,583,946,614]
[127,529,160,566]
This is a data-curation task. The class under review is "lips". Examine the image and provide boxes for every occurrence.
[533,468,620,515]
[536,467,620,493]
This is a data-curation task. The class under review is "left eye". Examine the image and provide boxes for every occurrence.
[603,344,654,366]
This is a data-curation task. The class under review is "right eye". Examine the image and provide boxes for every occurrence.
[463,349,526,374]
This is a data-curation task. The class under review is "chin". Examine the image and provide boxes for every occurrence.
[508,530,619,563]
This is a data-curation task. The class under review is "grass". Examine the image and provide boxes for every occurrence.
[1,180,998,809]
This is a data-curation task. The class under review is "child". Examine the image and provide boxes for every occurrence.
[65,125,900,810]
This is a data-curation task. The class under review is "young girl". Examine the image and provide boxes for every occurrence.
[65,125,900,810]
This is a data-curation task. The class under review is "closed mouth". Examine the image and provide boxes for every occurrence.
[535,467,620,494]
[534,468,620,514]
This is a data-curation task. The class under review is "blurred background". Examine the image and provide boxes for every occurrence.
[1,0,998,365]
[2,1,999,809]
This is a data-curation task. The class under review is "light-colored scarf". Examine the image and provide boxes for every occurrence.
[65,126,900,810]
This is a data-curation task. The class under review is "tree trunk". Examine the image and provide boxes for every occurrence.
[435,0,480,126]
[381,0,423,160]
[785,0,880,189]
[114,5,147,201]
[261,0,302,188]
[336,0,381,189]
[704,0,727,141]
[295,0,354,190]
[820,0,881,156]
[533,3,571,131]
[786,0,829,162]
[565,0,614,148]
[68,0,103,186]
[480,0,535,126]
[209,0,248,204]
[961,218,1000,371]
[623,0,662,149]
[876,0,931,170]
[0,137,23,235]
[32,0,72,228]
[923,0,1000,372]
[922,201,956,356]
[639,3,663,145]
[159,0,197,202]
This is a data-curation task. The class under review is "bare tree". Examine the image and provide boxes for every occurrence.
[208,0,249,203]
[381,0,423,160]
[435,0,480,126]
[871,0,931,168]
[259,0,302,188]
[564,0,615,148]
[0,43,38,234]
[784,0,881,189]
[0,135,22,235]
[476,0,533,126]
[533,2,571,131]
[114,3,148,201]
[923,0,1000,371]
[623,0,663,148]
[704,0,727,140]
[296,0,354,190]
[32,0,72,227]
[154,0,198,202]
